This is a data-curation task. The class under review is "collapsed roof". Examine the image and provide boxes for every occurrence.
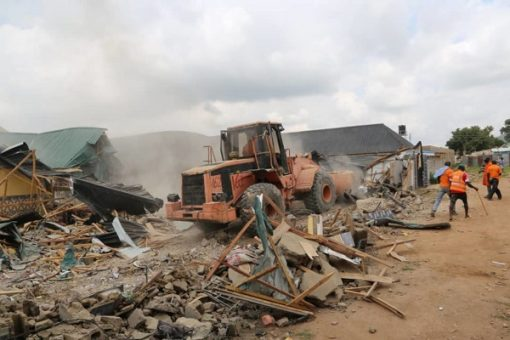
[0,127,120,181]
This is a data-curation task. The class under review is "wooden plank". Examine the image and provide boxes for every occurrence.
[343,285,372,292]
[0,289,24,296]
[367,228,387,240]
[336,272,394,284]
[290,228,394,268]
[365,267,387,298]
[268,236,299,295]
[205,215,255,281]
[234,265,277,288]
[226,264,295,299]
[299,240,318,260]
[287,272,333,306]
[327,209,341,228]
[345,290,405,319]
[44,203,87,219]
[217,288,313,316]
[373,239,416,250]
[389,251,407,262]
[386,242,398,256]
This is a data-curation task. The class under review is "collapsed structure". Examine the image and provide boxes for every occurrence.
[0,122,449,339]
[0,128,120,182]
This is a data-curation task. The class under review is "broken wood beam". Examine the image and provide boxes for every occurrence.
[205,215,256,281]
[287,272,333,306]
[373,239,416,250]
[0,288,25,296]
[365,267,387,298]
[336,271,394,284]
[217,288,314,316]
[290,228,394,268]
[345,290,405,319]
[268,236,299,295]
[386,242,398,256]
[226,264,295,299]
[234,265,277,288]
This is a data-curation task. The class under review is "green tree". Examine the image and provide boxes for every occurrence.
[500,119,510,143]
[446,125,504,155]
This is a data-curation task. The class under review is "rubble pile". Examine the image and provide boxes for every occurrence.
[0,143,451,339]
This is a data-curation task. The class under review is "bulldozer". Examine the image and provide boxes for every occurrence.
[165,122,353,224]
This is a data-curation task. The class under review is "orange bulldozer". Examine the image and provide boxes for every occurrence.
[165,122,354,224]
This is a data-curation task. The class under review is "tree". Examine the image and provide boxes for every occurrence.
[500,119,510,143]
[446,125,504,156]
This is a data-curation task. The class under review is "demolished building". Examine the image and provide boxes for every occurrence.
[0,127,121,182]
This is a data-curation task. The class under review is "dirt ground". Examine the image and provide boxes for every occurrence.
[285,179,510,340]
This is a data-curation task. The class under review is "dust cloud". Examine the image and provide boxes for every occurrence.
[111,129,364,203]
[112,131,219,201]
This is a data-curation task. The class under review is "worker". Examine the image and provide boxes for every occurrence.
[480,158,491,197]
[487,160,502,200]
[431,161,453,217]
[449,164,479,221]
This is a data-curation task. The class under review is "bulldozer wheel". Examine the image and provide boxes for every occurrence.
[238,183,285,223]
[304,171,337,213]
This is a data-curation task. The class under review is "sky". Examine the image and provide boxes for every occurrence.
[0,0,509,145]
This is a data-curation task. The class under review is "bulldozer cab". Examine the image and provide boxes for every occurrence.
[220,122,289,174]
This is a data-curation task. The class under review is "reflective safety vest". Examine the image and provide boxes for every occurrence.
[487,164,501,180]
[439,168,453,188]
[450,170,467,193]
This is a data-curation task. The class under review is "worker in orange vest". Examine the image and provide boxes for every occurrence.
[480,157,491,197]
[487,160,502,200]
[431,161,453,217]
[449,164,479,221]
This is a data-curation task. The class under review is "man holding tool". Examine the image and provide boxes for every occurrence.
[449,164,479,221]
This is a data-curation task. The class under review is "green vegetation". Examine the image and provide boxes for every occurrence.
[446,125,504,156]
[500,119,510,143]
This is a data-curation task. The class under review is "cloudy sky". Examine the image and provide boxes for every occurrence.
[0,0,509,145]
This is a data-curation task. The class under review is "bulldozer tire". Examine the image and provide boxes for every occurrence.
[238,183,285,223]
[304,171,337,213]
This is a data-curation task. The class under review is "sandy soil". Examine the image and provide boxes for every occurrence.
[286,179,510,340]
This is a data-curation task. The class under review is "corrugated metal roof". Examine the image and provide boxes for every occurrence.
[0,127,107,168]
[283,123,413,156]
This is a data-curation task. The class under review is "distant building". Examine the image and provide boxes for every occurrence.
[283,123,414,167]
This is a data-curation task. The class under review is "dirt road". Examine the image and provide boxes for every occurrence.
[287,178,510,340]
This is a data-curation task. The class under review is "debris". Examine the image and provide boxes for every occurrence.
[59,301,94,322]
[127,308,147,329]
[175,317,212,340]
[279,232,319,264]
[299,269,336,302]
[370,217,451,230]
[73,177,163,217]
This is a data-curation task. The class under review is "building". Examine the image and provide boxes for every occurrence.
[283,123,413,168]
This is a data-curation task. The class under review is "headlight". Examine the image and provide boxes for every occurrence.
[212,192,227,202]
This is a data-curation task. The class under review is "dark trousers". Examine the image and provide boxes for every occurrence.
[450,192,468,217]
[488,178,502,200]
